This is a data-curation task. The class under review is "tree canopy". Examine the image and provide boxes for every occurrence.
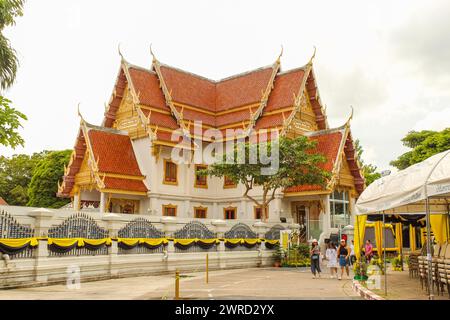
[0,0,25,90]
[0,150,49,205]
[203,136,330,221]
[390,128,450,170]
[27,150,72,208]
[0,0,26,149]
[0,95,26,148]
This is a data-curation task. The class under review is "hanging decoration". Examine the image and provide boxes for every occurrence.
[117,238,168,250]
[0,238,39,255]
[47,238,112,253]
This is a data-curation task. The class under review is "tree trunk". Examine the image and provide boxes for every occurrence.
[262,188,269,222]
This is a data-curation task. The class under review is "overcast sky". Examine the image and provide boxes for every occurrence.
[1,0,449,171]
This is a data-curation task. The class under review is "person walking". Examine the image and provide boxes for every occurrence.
[349,239,356,265]
[325,242,338,278]
[310,239,321,279]
[364,240,373,263]
[337,239,350,280]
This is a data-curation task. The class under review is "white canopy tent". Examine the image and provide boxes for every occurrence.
[355,150,450,299]
[356,150,450,215]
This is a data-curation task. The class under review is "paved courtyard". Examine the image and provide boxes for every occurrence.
[369,269,448,300]
[0,267,361,300]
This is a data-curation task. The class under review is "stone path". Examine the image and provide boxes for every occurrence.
[0,267,361,300]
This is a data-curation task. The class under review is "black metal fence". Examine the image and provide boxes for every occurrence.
[47,213,109,257]
[0,210,35,259]
[173,221,218,253]
[117,218,165,255]
[224,223,259,251]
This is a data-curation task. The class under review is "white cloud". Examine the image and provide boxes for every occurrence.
[413,107,450,132]
[0,0,449,173]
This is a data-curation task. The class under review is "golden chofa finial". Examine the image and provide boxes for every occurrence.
[345,105,354,127]
[118,43,124,61]
[308,46,317,66]
[150,43,157,63]
[276,45,284,64]
[77,103,84,121]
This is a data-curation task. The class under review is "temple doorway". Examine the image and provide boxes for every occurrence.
[291,201,322,243]
[294,205,308,243]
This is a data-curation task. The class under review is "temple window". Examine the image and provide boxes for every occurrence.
[163,159,178,185]
[108,198,139,214]
[329,190,350,228]
[223,175,237,188]
[162,204,177,216]
[194,165,208,188]
[254,206,267,220]
[194,207,207,219]
[224,207,237,220]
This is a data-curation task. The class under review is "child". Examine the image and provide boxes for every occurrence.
[325,242,338,278]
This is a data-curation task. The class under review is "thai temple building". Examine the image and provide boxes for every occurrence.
[57,49,365,242]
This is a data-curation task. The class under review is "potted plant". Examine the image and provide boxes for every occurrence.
[353,257,368,281]
[272,245,284,267]
[392,254,403,271]
[370,255,385,275]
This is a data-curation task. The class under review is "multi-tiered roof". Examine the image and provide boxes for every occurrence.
[58,49,364,198]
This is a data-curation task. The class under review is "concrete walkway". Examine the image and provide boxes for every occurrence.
[0,267,361,300]
[369,269,449,300]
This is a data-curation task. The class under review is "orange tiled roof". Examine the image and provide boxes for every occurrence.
[0,197,8,205]
[265,69,306,112]
[102,59,328,145]
[284,127,365,194]
[284,130,343,193]
[215,67,274,112]
[88,129,142,176]
[58,124,148,197]
[128,67,170,111]
[103,177,147,193]
[160,65,216,111]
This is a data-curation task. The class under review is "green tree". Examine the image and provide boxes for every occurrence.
[354,139,381,186]
[0,151,49,205]
[0,0,25,90]
[203,136,330,221]
[27,150,71,208]
[390,128,450,170]
[0,0,27,148]
[0,95,26,147]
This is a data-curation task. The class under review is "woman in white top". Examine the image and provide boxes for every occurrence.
[325,242,338,278]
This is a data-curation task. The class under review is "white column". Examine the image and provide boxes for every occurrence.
[73,193,80,211]
[240,199,247,219]
[349,196,356,225]
[184,163,191,197]
[322,195,331,233]
[99,192,107,213]
[184,199,191,218]
[213,202,219,219]
[268,195,282,223]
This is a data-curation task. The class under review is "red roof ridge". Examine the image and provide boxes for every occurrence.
[216,64,274,83]
[303,124,347,137]
[157,61,277,84]
[84,121,129,136]
[128,63,157,75]
[159,62,217,83]
[277,65,309,76]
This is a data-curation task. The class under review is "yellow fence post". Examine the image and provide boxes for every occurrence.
[206,253,209,284]
[175,269,180,300]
